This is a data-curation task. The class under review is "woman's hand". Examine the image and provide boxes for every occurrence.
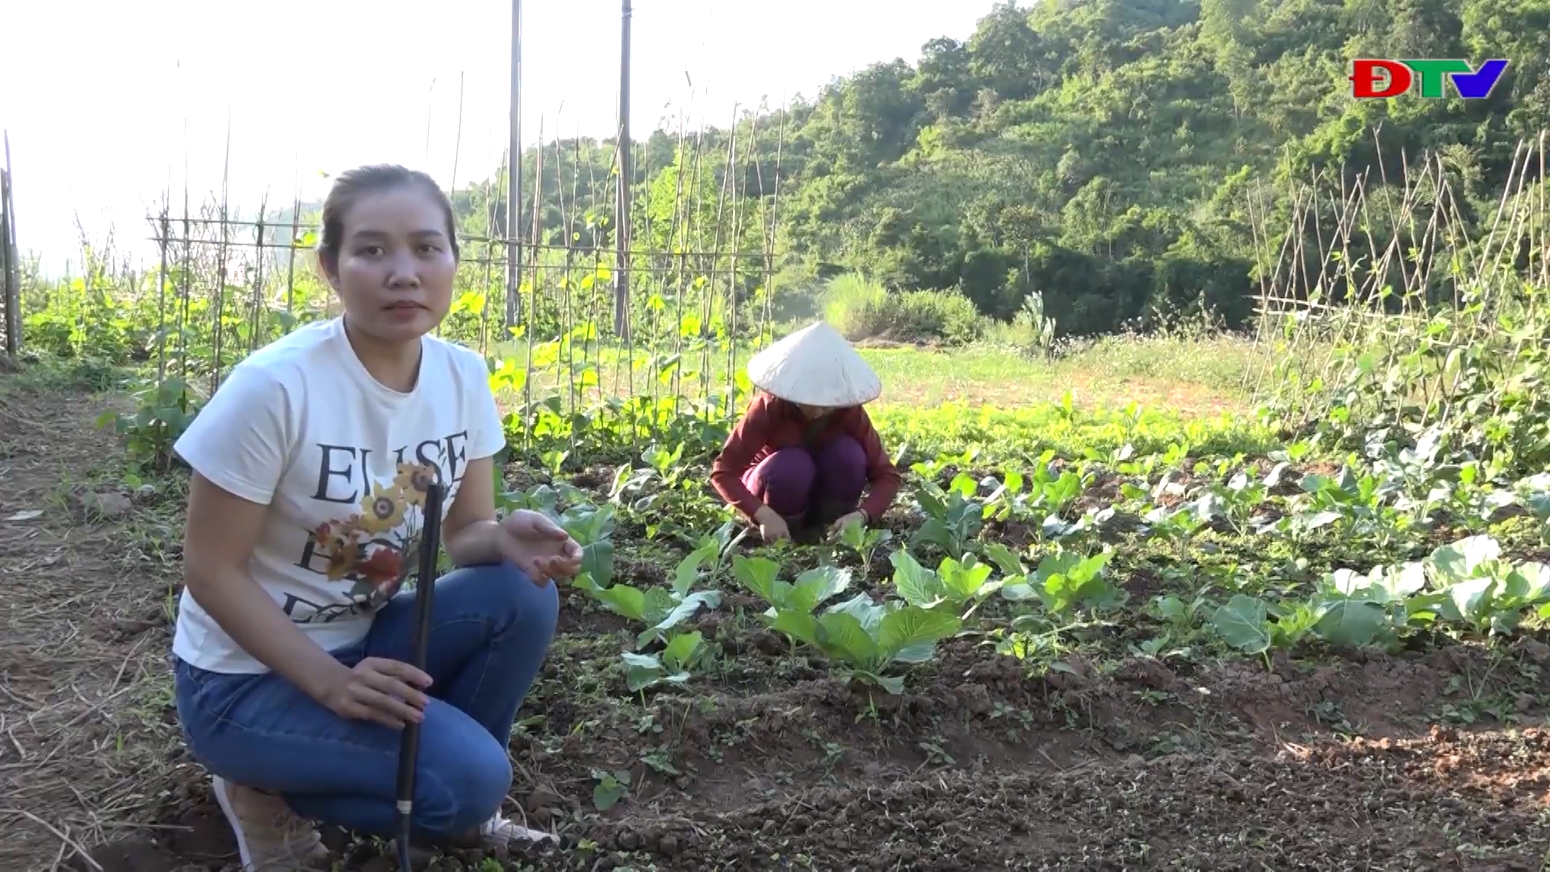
[752,505,790,542]
[496,510,583,585]
[826,510,867,541]
[321,657,433,729]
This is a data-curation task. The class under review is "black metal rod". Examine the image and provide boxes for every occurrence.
[395,481,445,870]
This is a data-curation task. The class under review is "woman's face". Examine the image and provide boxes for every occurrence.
[795,402,831,419]
[326,186,457,344]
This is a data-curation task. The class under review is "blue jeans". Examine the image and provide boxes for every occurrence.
[174,561,559,838]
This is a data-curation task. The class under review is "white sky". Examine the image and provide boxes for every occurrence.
[2,0,1000,276]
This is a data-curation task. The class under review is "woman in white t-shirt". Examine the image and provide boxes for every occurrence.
[171,164,580,871]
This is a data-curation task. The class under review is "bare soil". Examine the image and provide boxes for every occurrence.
[2,376,1547,871]
[0,378,186,872]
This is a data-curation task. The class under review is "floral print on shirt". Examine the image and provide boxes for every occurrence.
[307,461,438,610]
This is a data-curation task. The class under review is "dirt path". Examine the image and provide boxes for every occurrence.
[2,375,1548,871]
[0,376,186,872]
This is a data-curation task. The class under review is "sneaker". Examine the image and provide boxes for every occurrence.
[461,813,559,848]
[210,776,331,871]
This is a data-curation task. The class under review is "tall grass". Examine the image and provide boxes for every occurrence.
[822,273,982,344]
[822,274,885,335]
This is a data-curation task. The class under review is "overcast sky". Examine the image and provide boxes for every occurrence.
[3,0,1001,274]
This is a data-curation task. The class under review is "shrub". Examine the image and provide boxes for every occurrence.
[982,292,1058,356]
[892,290,982,344]
[823,273,982,345]
[823,273,889,338]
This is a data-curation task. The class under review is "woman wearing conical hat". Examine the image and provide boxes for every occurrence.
[710,321,902,542]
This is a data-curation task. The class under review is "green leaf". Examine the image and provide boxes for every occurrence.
[670,549,707,596]
[790,565,851,613]
[878,605,961,654]
[732,555,783,605]
[1313,599,1387,647]
[1443,577,1495,623]
[824,593,888,632]
[837,517,869,550]
[621,652,662,692]
[595,584,646,621]
[815,611,880,667]
[1506,563,1550,603]
[853,670,905,694]
[770,610,821,647]
[1211,594,1271,653]
[890,550,944,608]
[581,541,615,588]
[641,587,678,624]
[938,554,993,601]
[1429,535,1500,583]
[980,542,1025,577]
[662,631,704,671]
[642,591,721,646]
[591,768,633,810]
[913,518,958,554]
[999,580,1040,601]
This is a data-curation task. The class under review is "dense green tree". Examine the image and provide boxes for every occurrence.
[440,0,1550,338]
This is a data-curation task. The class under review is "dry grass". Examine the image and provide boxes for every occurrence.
[0,374,186,872]
[874,368,1242,417]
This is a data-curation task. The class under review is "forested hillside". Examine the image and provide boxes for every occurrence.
[448,0,1550,338]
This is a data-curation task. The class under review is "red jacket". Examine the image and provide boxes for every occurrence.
[710,392,902,521]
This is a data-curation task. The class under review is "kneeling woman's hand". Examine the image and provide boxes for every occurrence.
[324,657,433,729]
[826,510,867,541]
[497,510,584,586]
[752,505,790,542]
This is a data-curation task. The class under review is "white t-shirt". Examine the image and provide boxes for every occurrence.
[171,316,506,673]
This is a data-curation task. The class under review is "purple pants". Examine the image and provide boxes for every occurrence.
[743,435,868,527]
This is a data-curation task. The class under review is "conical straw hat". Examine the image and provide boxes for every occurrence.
[746,320,881,407]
